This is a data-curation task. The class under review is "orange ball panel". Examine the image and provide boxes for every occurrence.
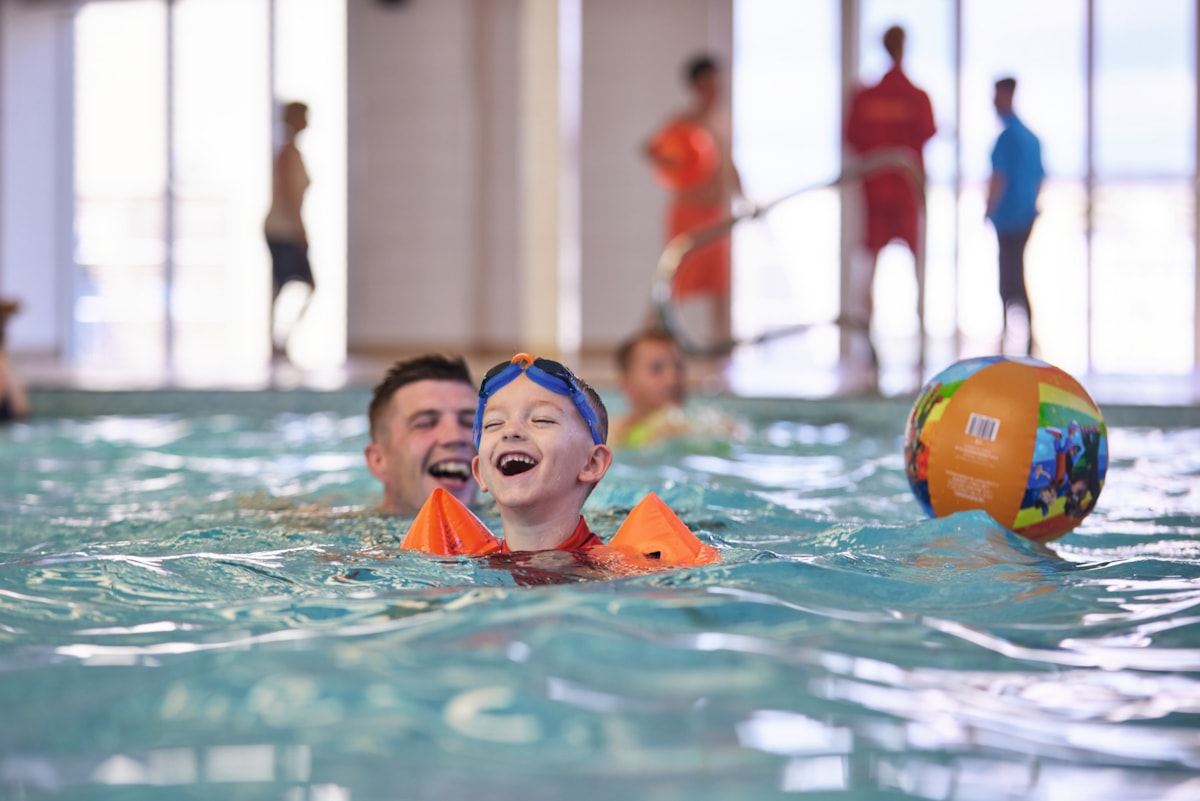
[925,360,1040,528]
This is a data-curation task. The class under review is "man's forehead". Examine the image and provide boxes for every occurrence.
[391,379,476,413]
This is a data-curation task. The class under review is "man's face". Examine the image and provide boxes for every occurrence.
[993,86,1013,116]
[621,339,685,414]
[364,379,478,514]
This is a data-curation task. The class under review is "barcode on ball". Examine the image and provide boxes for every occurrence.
[966,413,1000,441]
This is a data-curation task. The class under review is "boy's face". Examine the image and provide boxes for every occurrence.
[621,339,685,413]
[472,373,608,511]
[364,379,478,514]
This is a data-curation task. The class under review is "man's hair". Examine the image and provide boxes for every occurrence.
[883,25,905,60]
[368,354,473,441]
[685,53,718,86]
[615,328,676,374]
[995,76,1017,93]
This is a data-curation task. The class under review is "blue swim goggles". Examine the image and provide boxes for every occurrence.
[473,353,604,449]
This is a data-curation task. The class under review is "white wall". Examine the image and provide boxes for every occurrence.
[347,0,520,353]
[2,0,729,360]
[0,0,71,353]
[345,0,729,355]
[580,0,730,346]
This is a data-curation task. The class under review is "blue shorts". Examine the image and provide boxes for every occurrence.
[267,239,314,293]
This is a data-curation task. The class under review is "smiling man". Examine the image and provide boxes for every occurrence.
[364,354,479,515]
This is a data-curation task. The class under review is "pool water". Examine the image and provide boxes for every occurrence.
[1,389,1198,800]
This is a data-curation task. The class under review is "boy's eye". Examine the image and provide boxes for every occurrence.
[482,419,503,431]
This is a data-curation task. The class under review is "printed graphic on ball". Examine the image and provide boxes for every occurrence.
[904,356,1107,542]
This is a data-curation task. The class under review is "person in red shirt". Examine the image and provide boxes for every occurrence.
[844,26,936,373]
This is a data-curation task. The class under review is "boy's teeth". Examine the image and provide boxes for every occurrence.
[498,454,536,476]
[500,455,534,467]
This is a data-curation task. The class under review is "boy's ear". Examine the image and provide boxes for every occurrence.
[471,454,489,493]
[578,444,613,485]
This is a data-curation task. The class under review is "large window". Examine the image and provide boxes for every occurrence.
[71,0,345,377]
[1091,0,1194,373]
[74,0,170,370]
[172,0,271,373]
[734,0,1197,378]
[731,0,842,393]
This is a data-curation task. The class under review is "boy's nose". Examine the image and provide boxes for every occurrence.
[499,420,526,439]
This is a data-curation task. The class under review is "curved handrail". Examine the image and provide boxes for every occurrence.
[652,148,927,358]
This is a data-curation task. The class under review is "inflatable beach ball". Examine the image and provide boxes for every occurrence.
[904,356,1107,542]
[648,120,718,191]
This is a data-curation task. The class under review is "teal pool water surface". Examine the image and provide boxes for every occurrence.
[1,389,1198,800]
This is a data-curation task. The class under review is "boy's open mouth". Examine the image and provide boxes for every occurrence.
[497,453,537,477]
[429,459,472,482]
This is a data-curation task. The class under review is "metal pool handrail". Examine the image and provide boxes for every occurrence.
[651,148,927,358]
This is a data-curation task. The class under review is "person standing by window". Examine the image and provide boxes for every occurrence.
[986,77,1044,356]
[845,26,937,375]
[264,101,315,363]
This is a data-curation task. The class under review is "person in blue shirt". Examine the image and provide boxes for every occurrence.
[986,77,1044,357]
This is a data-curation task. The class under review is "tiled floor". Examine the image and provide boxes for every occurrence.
[13,340,1200,408]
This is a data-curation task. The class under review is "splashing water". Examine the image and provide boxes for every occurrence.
[1,391,1197,800]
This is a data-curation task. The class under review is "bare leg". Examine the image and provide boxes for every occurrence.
[913,236,927,378]
[713,289,732,351]
[846,249,879,369]
[271,280,315,362]
[270,283,284,358]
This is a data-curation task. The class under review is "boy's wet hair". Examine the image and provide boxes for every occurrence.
[575,375,609,445]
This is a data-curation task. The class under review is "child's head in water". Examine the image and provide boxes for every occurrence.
[471,354,612,551]
[610,329,697,449]
[616,329,685,417]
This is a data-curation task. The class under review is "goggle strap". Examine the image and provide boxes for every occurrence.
[473,357,603,448]
[524,367,603,445]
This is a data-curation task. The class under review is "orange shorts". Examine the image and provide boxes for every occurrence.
[667,201,730,299]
